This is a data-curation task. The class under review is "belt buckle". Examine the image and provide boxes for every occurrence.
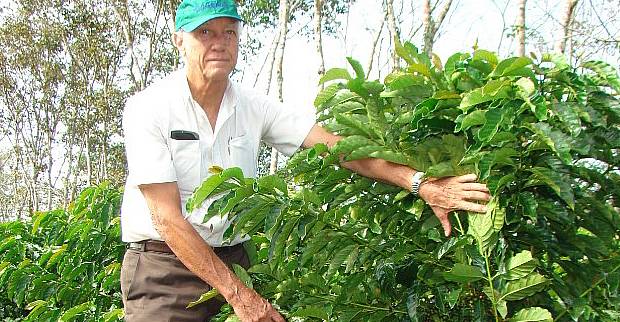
[128,242,146,252]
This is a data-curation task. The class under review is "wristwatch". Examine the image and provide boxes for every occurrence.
[411,171,426,196]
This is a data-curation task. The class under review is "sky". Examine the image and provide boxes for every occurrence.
[234,0,618,112]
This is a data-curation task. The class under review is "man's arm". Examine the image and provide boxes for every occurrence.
[302,124,490,236]
[139,182,284,322]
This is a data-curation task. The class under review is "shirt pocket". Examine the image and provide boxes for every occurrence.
[227,135,257,178]
[170,139,201,192]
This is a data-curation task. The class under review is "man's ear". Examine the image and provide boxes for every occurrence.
[172,31,184,53]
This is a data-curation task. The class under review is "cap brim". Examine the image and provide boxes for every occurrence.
[179,14,244,32]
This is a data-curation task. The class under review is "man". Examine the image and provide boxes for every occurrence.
[120,0,491,321]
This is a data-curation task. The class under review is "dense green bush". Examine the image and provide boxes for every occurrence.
[0,183,125,321]
[193,43,620,321]
[1,43,619,322]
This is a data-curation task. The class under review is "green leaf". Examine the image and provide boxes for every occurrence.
[436,236,469,260]
[319,68,352,84]
[385,72,423,90]
[491,57,533,78]
[460,80,511,111]
[515,77,535,97]
[314,83,341,107]
[455,110,486,132]
[504,251,536,280]
[188,167,244,213]
[346,146,385,161]
[525,123,573,164]
[508,307,553,322]
[331,135,377,155]
[499,273,548,301]
[582,60,620,94]
[257,175,287,195]
[347,57,365,80]
[25,299,46,311]
[473,49,498,66]
[525,167,575,209]
[292,306,329,320]
[334,113,379,139]
[102,308,125,322]
[232,264,253,289]
[59,302,92,322]
[345,245,360,273]
[553,102,582,136]
[408,63,432,78]
[187,289,219,308]
[366,97,387,131]
[328,244,357,277]
[368,150,410,166]
[219,186,255,216]
[443,263,485,283]
[467,207,497,255]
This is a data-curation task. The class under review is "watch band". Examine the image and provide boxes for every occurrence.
[411,171,425,196]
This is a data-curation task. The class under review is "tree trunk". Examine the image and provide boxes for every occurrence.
[314,0,325,89]
[555,0,579,54]
[516,0,527,57]
[270,0,290,174]
[385,0,400,69]
[423,0,454,56]
[422,0,433,56]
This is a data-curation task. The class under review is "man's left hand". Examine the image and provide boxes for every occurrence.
[418,173,491,237]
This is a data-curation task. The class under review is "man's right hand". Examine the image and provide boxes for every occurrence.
[229,285,285,322]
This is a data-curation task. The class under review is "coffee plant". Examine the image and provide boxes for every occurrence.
[0,183,125,321]
[1,42,618,322]
[191,41,620,321]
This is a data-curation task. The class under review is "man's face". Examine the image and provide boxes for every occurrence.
[179,17,239,82]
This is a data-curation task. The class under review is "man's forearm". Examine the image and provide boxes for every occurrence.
[139,183,244,304]
[302,124,416,191]
[340,157,415,191]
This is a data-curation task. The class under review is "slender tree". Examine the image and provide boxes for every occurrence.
[314,0,326,88]
[269,0,290,174]
[556,0,579,54]
[385,0,400,69]
[422,0,454,56]
[516,0,527,56]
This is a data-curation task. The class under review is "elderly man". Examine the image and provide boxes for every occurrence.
[119,0,490,321]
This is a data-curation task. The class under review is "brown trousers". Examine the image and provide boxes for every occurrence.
[120,243,249,322]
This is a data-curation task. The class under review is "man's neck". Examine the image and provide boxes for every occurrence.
[186,72,228,130]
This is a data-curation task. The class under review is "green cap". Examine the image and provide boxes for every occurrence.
[175,0,243,32]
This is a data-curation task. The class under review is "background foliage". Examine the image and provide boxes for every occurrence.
[0,184,124,321]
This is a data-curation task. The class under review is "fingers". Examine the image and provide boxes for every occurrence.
[459,182,490,192]
[431,206,452,237]
[454,173,478,183]
[457,200,487,213]
[464,191,491,201]
[271,312,286,322]
[440,215,452,237]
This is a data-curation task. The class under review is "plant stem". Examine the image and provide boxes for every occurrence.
[484,253,500,322]
[455,212,465,234]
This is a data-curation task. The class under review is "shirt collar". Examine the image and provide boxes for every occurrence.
[177,68,238,135]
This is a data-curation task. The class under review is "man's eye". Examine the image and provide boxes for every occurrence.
[226,30,236,36]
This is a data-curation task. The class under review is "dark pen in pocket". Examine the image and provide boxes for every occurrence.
[170,130,199,140]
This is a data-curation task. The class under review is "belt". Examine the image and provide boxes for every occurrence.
[128,240,173,253]
[127,240,242,255]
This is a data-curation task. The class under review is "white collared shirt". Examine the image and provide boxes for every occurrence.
[120,69,316,246]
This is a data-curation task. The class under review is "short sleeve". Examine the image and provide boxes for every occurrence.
[261,100,316,157]
[123,96,177,186]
